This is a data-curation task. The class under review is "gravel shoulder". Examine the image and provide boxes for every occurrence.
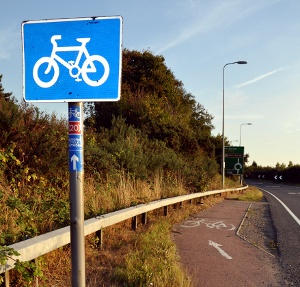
[236,200,279,257]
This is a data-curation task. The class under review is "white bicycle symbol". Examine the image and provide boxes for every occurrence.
[69,108,80,119]
[33,35,110,88]
[180,218,235,230]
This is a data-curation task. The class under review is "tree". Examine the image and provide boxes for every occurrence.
[244,153,249,164]
[251,161,258,167]
[275,162,286,171]
[0,74,12,101]
[0,75,68,176]
[85,49,215,156]
[0,75,21,148]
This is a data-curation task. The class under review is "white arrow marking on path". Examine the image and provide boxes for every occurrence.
[208,240,233,260]
[71,154,79,170]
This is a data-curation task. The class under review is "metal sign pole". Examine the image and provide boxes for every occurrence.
[68,102,85,286]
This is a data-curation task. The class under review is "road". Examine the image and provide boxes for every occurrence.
[246,179,300,286]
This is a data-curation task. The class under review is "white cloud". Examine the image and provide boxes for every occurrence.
[155,0,284,54]
[156,2,238,54]
[236,68,285,88]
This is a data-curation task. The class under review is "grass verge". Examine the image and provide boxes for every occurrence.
[114,220,192,287]
[225,185,263,202]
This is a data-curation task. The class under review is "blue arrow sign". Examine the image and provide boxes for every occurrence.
[69,150,83,172]
[22,16,122,102]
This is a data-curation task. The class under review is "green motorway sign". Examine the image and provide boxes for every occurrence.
[225,146,244,175]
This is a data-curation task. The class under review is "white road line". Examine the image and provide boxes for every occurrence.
[260,188,300,226]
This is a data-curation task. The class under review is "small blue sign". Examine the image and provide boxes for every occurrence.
[69,150,83,172]
[22,16,122,102]
[69,105,81,121]
[69,134,83,151]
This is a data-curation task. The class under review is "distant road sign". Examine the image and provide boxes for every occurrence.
[22,16,123,102]
[225,146,244,175]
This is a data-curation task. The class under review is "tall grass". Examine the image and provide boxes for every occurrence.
[84,171,188,219]
[114,221,192,287]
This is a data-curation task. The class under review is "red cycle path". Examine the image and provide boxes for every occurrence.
[173,200,286,287]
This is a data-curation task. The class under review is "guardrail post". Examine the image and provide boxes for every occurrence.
[34,258,39,287]
[132,216,137,230]
[164,206,168,216]
[141,212,147,225]
[1,271,9,287]
[95,229,103,250]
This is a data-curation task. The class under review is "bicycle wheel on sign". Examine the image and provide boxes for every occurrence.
[33,57,59,88]
[81,55,110,87]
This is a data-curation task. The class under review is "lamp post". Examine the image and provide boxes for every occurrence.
[240,123,252,146]
[222,61,247,188]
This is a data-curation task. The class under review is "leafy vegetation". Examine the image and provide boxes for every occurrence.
[0,246,43,286]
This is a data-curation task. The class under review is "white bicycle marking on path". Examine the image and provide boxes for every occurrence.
[180,218,235,231]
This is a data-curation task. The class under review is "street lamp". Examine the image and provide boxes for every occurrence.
[222,61,247,188]
[240,123,252,146]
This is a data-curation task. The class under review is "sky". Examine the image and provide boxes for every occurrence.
[1,0,300,167]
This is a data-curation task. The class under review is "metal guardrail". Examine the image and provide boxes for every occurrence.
[0,185,247,283]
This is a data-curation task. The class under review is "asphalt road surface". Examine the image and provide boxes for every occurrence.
[246,179,300,286]
[173,200,286,287]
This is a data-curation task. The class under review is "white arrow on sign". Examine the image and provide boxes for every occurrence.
[71,154,79,170]
[279,175,283,180]
[208,240,232,260]
[274,175,278,180]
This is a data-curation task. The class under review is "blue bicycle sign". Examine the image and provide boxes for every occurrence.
[33,35,110,88]
[22,16,123,102]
